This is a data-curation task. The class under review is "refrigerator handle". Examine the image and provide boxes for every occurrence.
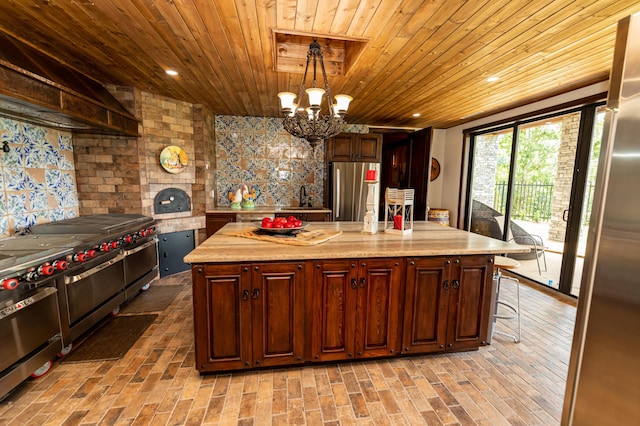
[335,168,340,218]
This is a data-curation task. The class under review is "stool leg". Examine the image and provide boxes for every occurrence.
[515,277,521,343]
[493,275,521,344]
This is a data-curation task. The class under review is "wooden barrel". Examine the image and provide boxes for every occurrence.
[428,208,449,226]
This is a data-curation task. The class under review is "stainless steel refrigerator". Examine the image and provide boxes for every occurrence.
[330,162,381,221]
[562,13,640,425]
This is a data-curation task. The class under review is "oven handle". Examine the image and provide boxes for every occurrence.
[123,239,158,257]
[64,253,125,285]
[0,286,58,320]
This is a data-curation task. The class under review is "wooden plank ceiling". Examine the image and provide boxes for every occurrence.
[0,0,639,129]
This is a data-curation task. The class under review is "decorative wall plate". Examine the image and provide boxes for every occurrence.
[430,158,441,181]
[160,145,188,173]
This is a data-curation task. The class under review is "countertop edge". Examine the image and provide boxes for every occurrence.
[184,221,529,264]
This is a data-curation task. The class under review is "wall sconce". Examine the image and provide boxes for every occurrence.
[2,141,9,153]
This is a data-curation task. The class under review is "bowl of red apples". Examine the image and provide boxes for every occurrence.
[254,216,308,234]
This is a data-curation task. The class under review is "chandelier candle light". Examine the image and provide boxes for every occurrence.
[278,39,353,148]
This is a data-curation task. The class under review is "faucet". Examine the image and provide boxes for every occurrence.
[299,185,311,207]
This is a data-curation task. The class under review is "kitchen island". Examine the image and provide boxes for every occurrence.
[184,222,526,373]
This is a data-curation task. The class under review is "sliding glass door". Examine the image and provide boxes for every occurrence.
[465,103,604,297]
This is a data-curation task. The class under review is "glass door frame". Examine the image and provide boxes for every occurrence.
[462,101,605,296]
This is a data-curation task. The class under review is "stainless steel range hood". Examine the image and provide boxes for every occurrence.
[0,32,138,136]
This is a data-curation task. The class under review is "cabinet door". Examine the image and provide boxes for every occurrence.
[311,260,358,361]
[447,256,493,350]
[304,212,330,221]
[192,264,252,372]
[326,134,354,162]
[206,213,237,237]
[356,259,403,358]
[251,263,305,367]
[356,134,382,162]
[401,258,450,354]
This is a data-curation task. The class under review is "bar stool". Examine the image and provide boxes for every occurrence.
[492,256,521,343]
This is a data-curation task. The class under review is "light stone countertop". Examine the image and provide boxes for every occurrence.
[206,207,332,214]
[184,221,528,264]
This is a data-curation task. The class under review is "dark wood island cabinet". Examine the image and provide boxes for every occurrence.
[186,222,526,374]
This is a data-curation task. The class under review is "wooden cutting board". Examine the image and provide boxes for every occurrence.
[224,228,342,246]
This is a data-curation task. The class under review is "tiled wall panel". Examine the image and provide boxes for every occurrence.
[0,117,78,236]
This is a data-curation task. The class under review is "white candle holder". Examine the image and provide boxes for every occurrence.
[384,188,414,235]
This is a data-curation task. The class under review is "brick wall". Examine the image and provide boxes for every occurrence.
[74,87,207,242]
[73,134,142,215]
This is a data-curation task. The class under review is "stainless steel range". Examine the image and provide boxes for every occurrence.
[0,235,77,400]
[0,214,158,400]
[29,214,159,343]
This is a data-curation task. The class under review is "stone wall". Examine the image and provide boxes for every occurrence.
[471,133,500,207]
[548,113,581,241]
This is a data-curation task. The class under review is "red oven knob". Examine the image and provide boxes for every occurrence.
[147,227,154,235]
[2,277,19,290]
[86,249,98,258]
[139,229,148,237]
[124,235,133,244]
[110,241,119,249]
[37,264,55,276]
[99,243,110,252]
[53,259,68,271]
[73,252,88,262]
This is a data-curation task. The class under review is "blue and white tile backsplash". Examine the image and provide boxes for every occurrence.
[214,116,370,207]
[214,116,327,207]
[0,117,79,236]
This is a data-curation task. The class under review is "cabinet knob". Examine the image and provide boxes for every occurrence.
[443,280,450,290]
[255,360,260,364]
[488,258,494,263]
[452,279,460,289]
[390,349,395,354]
[361,263,366,267]
[455,259,460,264]
[298,264,303,270]
[410,261,415,266]
[445,260,451,265]
[242,289,249,301]
[394,262,399,267]
[316,264,321,269]
[245,361,250,366]
[297,356,302,361]
[254,266,260,271]
[348,353,353,357]
[201,364,206,369]
[405,347,410,352]
[351,278,358,289]
[352,263,356,268]
[243,267,249,272]
[357,351,362,356]
[447,343,452,348]
[359,277,366,288]
[197,268,203,274]
[251,288,261,299]
[439,345,444,349]
[315,355,319,360]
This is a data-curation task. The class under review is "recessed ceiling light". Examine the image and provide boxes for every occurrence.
[412,113,421,117]
[487,76,499,83]
[165,69,179,76]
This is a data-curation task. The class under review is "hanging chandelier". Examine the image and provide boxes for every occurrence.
[277,39,352,149]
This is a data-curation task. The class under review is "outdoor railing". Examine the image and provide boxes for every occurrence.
[494,182,595,224]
